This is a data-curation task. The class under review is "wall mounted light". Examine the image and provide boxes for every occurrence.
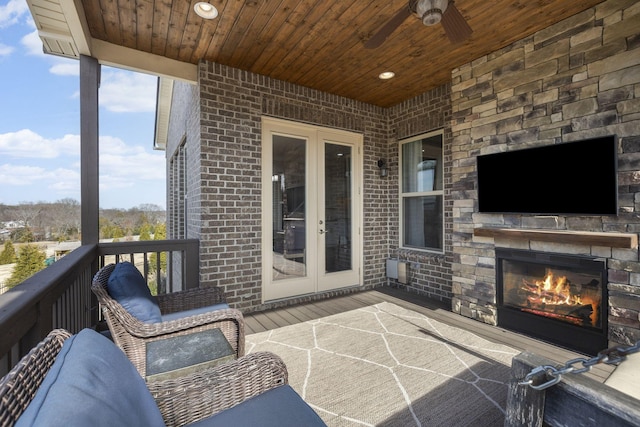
[194,2,219,19]
[378,159,388,177]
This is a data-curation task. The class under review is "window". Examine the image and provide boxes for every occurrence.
[399,131,443,252]
[169,139,187,239]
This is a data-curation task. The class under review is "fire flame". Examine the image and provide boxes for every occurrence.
[537,271,581,305]
[524,269,598,326]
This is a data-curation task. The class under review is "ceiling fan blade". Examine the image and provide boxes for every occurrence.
[441,2,472,44]
[364,6,412,49]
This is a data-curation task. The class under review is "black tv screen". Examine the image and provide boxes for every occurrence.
[477,136,618,215]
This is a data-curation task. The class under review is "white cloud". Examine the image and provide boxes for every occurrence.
[50,61,79,76]
[98,135,165,193]
[0,130,79,158]
[0,42,12,56]
[0,164,46,185]
[99,70,157,113]
[0,130,163,182]
[0,132,165,205]
[48,168,80,191]
[0,164,80,200]
[0,0,28,28]
[21,29,45,57]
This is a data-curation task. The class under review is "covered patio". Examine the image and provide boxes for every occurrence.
[1,0,639,424]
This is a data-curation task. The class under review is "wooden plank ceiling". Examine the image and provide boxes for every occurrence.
[80,0,605,107]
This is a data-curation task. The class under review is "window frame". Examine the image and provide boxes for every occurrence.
[398,129,445,254]
[169,137,187,239]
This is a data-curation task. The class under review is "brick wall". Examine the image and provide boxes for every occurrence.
[170,63,394,312]
[450,0,640,345]
[387,85,454,302]
[167,62,454,312]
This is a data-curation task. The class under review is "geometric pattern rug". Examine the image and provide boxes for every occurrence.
[246,302,519,427]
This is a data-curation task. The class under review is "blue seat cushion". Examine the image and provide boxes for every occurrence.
[188,385,326,427]
[107,261,162,323]
[161,303,229,322]
[16,329,166,427]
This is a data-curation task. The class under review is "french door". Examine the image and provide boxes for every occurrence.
[262,117,362,301]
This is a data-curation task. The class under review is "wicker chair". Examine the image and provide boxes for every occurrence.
[0,329,71,427]
[0,329,306,427]
[91,263,245,378]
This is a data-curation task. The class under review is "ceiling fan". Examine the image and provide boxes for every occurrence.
[364,0,472,49]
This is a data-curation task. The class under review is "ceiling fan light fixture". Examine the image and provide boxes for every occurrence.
[416,0,449,26]
[194,2,218,19]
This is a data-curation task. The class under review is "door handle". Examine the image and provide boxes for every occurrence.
[319,229,329,234]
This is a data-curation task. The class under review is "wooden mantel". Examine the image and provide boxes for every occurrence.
[474,227,638,249]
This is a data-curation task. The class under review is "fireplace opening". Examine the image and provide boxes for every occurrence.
[496,248,607,355]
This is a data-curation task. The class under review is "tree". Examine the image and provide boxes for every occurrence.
[139,222,152,241]
[11,227,35,243]
[0,241,16,265]
[13,203,41,229]
[5,244,46,288]
[44,198,81,241]
[153,222,166,240]
[137,204,165,225]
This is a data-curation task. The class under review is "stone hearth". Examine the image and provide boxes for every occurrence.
[449,0,640,349]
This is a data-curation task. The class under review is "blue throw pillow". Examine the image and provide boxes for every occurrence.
[16,329,166,427]
[107,261,162,323]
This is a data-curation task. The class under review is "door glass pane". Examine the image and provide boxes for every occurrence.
[272,135,306,281]
[325,143,352,273]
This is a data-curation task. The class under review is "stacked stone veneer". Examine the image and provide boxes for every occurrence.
[450,0,640,345]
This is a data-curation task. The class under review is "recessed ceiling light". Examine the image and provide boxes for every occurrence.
[194,2,219,19]
[378,71,395,80]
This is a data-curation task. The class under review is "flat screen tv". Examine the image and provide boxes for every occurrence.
[477,135,618,215]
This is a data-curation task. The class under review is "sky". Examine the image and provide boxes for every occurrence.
[0,0,166,210]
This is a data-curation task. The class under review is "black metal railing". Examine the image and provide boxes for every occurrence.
[0,239,199,376]
[97,239,199,294]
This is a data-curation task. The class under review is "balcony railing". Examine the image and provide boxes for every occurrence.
[0,239,199,376]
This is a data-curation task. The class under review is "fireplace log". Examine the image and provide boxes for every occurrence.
[521,309,585,326]
[567,304,593,319]
[522,301,593,318]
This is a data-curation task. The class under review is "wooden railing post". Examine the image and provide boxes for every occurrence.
[185,240,199,290]
[505,351,640,427]
[504,352,545,427]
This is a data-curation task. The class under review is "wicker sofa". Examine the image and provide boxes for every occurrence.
[91,262,245,378]
[0,328,326,427]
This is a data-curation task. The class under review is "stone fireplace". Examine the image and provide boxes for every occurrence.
[495,248,607,355]
[452,227,638,353]
[448,0,640,352]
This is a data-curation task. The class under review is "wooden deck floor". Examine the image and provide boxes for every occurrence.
[244,287,615,382]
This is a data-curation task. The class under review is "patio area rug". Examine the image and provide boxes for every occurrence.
[246,302,519,427]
